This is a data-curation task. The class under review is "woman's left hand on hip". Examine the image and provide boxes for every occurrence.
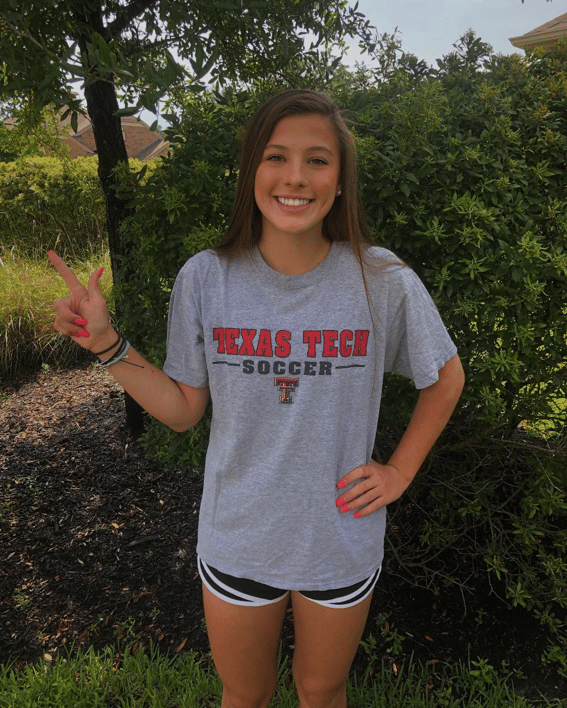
[335,461,410,518]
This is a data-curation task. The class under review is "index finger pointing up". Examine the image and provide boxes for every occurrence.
[47,250,84,291]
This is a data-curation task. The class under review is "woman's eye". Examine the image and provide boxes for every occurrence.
[310,157,328,166]
[266,154,284,162]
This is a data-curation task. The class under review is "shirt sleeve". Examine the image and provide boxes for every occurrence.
[162,259,209,388]
[384,268,457,389]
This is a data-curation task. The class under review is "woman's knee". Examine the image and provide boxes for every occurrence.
[221,681,276,708]
[293,671,347,708]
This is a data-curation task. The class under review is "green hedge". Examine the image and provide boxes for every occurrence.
[0,156,156,260]
[0,156,105,259]
[357,48,567,438]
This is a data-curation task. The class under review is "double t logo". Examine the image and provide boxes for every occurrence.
[274,377,299,404]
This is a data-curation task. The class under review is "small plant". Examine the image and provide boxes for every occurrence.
[475,608,487,626]
[89,614,105,635]
[0,499,11,525]
[114,616,141,651]
[12,585,31,612]
[377,613,406,656]
[542,643,567,679]
[358,633,378,669]
[468,657,499,687]
[16,475,42,496]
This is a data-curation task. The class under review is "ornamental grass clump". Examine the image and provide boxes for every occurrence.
[0,248,111,378]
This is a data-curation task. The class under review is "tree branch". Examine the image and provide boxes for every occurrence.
[2,17,86,80]
[121,33,188,58]
[105,0,159,39]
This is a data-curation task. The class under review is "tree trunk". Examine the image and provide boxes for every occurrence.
[75,6,145,436]
[83,79,130,273]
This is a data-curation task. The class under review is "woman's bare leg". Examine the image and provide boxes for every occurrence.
[202,584,289,708]
[290,590,373,708]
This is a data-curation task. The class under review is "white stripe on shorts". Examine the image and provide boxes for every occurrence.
[198,557,290,607]
[303,566,381,609]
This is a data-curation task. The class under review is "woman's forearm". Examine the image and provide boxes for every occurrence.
[95,331,210,432]
[388,354,465,484]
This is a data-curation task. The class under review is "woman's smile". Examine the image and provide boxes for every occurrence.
[275,196,314,207]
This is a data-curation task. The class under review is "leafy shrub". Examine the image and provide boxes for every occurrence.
[358,42,567,439]
[355,36,567,673]
[115,90,254,466]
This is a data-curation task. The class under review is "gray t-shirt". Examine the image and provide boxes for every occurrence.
[163,242,457,590]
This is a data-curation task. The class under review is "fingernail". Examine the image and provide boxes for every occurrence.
[47,250,54,255]
[353,512,361,519]
[337,480,347,489]
[75,318,88,326]
[335,496,346,508]
[340,505,350,513]
[78,330,90,338]
[97,267,104,278]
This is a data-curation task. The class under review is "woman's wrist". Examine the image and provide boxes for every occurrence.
[90,329,122,360]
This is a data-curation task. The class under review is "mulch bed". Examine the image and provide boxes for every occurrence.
[0,364,565,702]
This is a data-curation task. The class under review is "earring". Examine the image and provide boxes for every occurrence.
[336,190,342,196]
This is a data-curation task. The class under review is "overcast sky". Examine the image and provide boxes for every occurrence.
[344,0,563,67]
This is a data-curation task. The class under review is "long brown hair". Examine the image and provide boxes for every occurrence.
[213,89,373,263]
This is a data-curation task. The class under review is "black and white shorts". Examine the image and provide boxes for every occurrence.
[198,556,381,609]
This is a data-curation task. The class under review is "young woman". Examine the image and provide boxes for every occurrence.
[50,90,464,708]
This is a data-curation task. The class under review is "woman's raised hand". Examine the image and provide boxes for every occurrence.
[48,251,115,351]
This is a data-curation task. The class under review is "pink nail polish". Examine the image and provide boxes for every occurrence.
[75,318,88,326]
[340,505,350,513]
[78,330,90,338]
[337,480,347,489]
[97,267,104,278]
[353,512,361,519]
[335,497,346,508]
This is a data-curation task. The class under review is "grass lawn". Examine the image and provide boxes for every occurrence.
[0,643,549,708]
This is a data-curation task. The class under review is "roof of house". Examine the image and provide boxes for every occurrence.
[509,12,567,51]
[4,109,169,161]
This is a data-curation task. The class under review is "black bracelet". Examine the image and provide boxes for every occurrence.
[92,333,121,357]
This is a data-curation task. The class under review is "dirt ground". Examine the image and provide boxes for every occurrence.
[0,364,565,702]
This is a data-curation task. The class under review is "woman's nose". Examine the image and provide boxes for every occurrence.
[283,159,306,186]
